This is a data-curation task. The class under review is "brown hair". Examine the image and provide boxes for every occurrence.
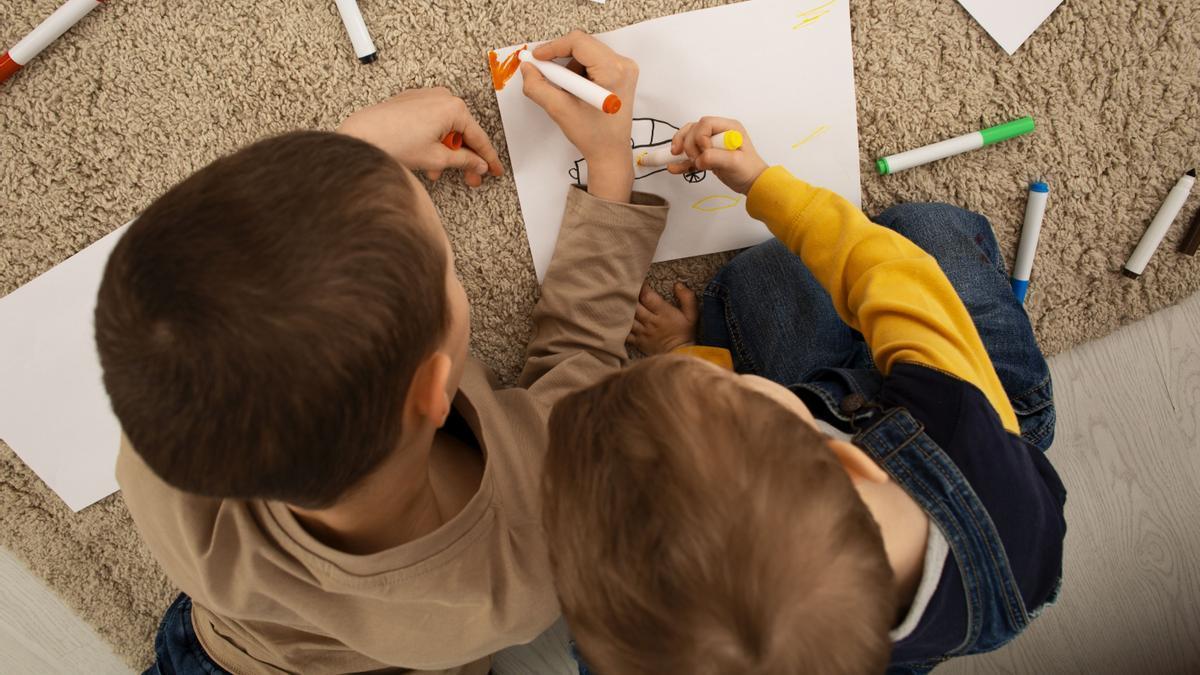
[544,355,896,675]
[95,131,448,508]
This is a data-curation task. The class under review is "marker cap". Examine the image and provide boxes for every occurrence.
[1180,203,1200,256]
[0,52,22,84]
[1030,181,1049,193]
[980,116,1035,146]
[1011,278,1030,303]
[718,130,744,150]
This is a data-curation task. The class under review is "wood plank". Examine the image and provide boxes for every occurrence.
[0,547,132,674]
[944,294,1200,674]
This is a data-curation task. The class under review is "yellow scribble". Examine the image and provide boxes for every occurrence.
[793,0,835,28]
[797,0,835,16]
[793,12,829,27]
[792,125,830,149]
[692,195,743,213]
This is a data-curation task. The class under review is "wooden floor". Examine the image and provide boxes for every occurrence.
[3,294,1199,675]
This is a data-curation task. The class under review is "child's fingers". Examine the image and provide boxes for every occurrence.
[521,63,574,118]
[694,116,746,140]
[671,123,695,155]
[634,302,654,325]
[425,169,443,182]
[675,282,699,321]
[682,129,705,161]
[693,147,738,173]
[534,30,613,67]
[437,146,490,177]
[630,319,646,335]
[456,114,504,177]
[639,283,667,310]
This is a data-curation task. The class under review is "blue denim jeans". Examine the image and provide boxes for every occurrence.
[143,594,229,675]
[697,203,1055,450]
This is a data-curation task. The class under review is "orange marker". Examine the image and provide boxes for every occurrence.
[2,0,107,86]
[441,131,463,150]
[517,50,620,115]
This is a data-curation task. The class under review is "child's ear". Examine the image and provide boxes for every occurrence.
[405,352,453,428]
[827,439,889,484]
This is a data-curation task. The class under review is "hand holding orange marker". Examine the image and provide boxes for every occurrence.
[1,0,107,86]
[516,50,621,115]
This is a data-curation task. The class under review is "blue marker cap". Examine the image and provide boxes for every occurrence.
[1011,278,1030,304]
[1030,181,1049,193]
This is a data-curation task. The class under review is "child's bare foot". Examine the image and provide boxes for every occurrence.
[628,282,699,355]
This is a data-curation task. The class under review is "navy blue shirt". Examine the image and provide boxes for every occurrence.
[879,363,1067,663]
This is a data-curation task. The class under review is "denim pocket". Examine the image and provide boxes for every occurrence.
[1009,375,1055,452]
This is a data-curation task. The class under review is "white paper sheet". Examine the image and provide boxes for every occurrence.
[956,0,1064,55]
[0,224,130,512]
[493,0,862,281]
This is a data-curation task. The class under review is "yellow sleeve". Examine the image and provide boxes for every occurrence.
[745,166,1019,434]
[673,345,733,370]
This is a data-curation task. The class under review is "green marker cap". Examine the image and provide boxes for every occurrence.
[980,116,1035,146]
[876,157,890,175]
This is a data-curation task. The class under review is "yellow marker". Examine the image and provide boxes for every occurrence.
[635,130,744,167]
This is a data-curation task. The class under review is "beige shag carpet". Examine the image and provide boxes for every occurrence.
[1,0,1198,668]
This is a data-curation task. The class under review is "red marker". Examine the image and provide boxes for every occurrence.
[1,0,107,86]
[441,132,464,150]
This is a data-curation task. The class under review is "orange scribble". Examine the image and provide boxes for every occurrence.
[489,45,527,91]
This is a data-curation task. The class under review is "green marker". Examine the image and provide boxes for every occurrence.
[876,116,1035,175]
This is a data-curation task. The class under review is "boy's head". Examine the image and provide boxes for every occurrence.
[543,355,896,675]
[96,131,471,509]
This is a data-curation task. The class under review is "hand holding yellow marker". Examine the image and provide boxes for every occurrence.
[667,117,768,195]
[636,131,743,168]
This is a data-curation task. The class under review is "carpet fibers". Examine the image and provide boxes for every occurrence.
[1,0,1198,668]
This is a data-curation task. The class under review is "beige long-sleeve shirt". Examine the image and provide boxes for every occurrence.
[117,186,669,674]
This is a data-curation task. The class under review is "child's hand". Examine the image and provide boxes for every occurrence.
[628,282,699,355]
[521,31,637,203]
[337,88,504,187]
[667,117,768,195]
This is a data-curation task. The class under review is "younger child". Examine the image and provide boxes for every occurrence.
[100,36,662,674]
[543,118,1067,674]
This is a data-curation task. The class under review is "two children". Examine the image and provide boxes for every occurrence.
[99,29,1064,675]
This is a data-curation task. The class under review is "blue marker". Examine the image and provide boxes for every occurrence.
[1011,181,1049,303]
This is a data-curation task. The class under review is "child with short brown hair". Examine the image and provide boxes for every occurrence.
[544,118,1067,674]
[546,355,897,674]
[101,36,664,674]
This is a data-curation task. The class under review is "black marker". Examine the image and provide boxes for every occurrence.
[334,0,377,64]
